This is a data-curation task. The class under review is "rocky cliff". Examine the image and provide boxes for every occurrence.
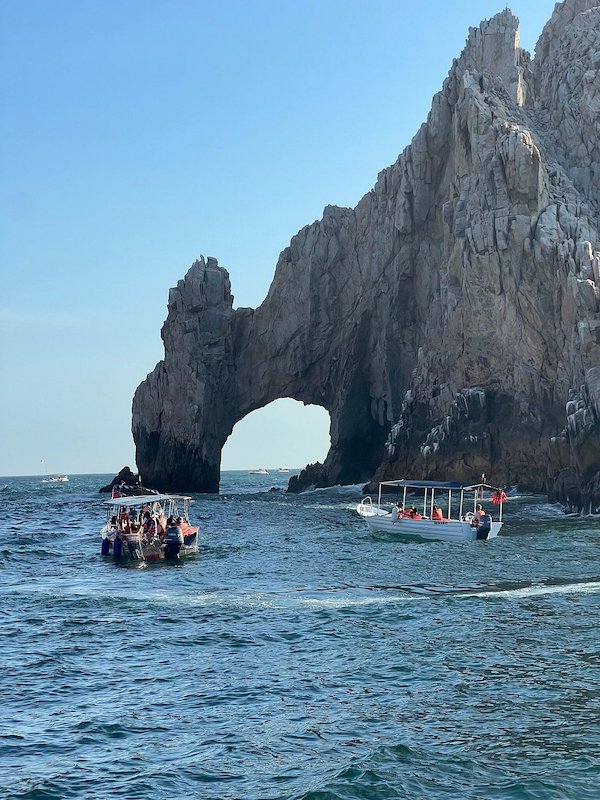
[133,0,600,508]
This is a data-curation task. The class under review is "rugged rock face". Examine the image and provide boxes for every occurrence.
[133,0,600,507]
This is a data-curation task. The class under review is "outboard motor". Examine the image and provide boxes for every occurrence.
[113,535,122,559]
[477,513,492,540]
[128,538,144,560]
[101,536,110,556]
[165,524,184,559]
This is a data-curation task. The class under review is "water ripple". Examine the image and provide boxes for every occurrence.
[1,476,599,799]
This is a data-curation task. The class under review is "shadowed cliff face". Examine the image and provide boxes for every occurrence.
[133,0,600,506]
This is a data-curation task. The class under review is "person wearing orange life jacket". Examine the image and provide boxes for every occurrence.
[475,507,492,540]
[431,504,443,521]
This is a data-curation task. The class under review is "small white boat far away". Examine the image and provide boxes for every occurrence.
[248,468,269,475]
[41,475,69,484]
[357,479,506,542]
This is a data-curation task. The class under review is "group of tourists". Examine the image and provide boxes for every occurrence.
[107,506,193,546]
[390,502,442,521]
[108,508,165,541]
[389,501,491,528]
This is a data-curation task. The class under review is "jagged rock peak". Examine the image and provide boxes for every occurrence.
[454,8,530,105]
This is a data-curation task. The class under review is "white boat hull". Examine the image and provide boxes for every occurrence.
[357,505,502,542]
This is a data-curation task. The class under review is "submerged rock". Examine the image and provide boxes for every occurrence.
[132,1,600,510]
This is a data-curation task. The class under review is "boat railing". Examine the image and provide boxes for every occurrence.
[358,496,375,516]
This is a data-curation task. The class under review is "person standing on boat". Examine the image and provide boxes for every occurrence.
[391,502,404,521]
[475,507,492,539]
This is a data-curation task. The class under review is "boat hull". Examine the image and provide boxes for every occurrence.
[357,507,502,542]
[101,532,199,561]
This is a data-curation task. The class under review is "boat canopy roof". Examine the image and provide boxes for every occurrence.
[105,493,193,506]
[379,480,469,490]
[378,480,501,493]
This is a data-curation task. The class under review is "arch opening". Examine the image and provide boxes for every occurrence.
[221,399,331,472]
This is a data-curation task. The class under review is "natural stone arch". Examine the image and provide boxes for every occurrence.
[133,4,600,507]
[132,253,394,493]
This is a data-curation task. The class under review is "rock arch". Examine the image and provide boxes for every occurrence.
[132,247,395,492]
[133,3,600,505]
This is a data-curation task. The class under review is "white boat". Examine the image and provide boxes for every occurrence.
[357,480,505,542]
[100,494,199,562]
[277,468,290,473]
[42,475,69,483]
[248,468,269,475]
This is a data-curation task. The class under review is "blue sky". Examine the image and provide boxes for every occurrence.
[1,0,557,477]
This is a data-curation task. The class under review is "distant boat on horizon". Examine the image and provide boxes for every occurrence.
[277,468,290,472]
[41,475,69,484]
[248,468,269,475]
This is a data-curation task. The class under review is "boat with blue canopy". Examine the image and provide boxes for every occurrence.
[356,479,505,542]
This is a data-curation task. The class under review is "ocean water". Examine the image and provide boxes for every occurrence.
[2,472,600,800]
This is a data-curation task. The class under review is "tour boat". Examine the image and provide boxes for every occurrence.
[100,494,199,562]
[356,480,505,542]
[42,475,69,484]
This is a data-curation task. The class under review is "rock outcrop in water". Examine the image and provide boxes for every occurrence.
[133,0,600,508]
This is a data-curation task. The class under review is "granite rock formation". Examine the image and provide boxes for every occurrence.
[133,0,600,507]
[99,466,138,494]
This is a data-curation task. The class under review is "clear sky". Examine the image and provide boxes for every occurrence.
[1,0,558,477]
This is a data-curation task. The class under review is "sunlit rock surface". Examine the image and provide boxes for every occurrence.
[133,0,600,508]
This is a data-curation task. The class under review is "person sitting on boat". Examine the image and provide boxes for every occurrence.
[407,506,422,520]
[472,504,485,525]
[390,502,404,521]
[431,504,443,521]
[176,516,197,545]
[108,515,119,536]
[119,511,130,535]
[142,511,157,540]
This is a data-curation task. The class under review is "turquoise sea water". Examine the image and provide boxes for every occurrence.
[1,472,600,799]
